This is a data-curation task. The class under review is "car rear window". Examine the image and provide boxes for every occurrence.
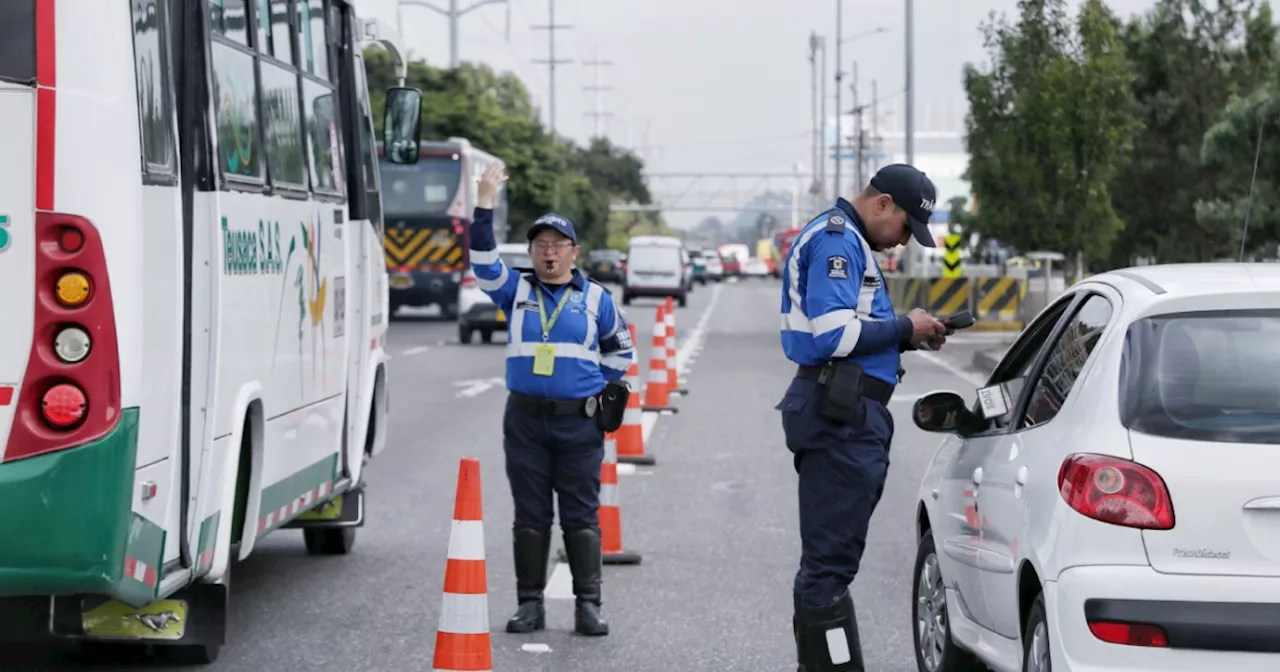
[0,1,36,85]
[1120,309,1280,444]
[628,246,680,267]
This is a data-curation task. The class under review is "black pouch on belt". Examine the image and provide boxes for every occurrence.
[596,380,630,432]
[817,359,865,425]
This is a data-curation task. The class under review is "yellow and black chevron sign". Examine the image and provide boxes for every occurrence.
[927,278,971,315]
[384,227,464,270]
[942,233,962,278]
[974,277,1026,321]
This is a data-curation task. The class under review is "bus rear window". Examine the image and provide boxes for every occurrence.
[379,156,462,217]
[0,1,36,85]
[1120,309,1280,444]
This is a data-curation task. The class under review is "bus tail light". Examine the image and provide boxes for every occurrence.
[3,213,121,463]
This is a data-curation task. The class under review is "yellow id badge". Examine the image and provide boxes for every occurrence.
[533,344,556,376]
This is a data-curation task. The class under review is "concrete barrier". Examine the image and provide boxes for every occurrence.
[885,276,1027,331]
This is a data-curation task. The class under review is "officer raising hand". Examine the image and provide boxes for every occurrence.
[777,164,947,671]
[468,163,636,638]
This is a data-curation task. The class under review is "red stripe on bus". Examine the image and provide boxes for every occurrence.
[35,0,57,211]
[0,387,12,406]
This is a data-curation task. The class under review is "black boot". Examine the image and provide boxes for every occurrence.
[505,527,551,633]
[793,590,864,671]
[563,527,609,636]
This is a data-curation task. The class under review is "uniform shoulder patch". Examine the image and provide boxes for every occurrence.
[614,325,633,349]
[824,213,847,233]
[827,255,850,279]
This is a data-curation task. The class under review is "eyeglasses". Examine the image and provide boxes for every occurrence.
[531,240,574,252]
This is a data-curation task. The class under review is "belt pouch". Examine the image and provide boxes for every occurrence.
[596,380,630,432]
[817,360,865,425]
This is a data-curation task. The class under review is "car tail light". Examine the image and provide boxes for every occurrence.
[452,219,464,236]
[1058,453,1175,530]
[461,272,477,289]
[1088,621,1168,647]
[4,213,121,463]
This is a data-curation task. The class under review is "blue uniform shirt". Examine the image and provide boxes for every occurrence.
[469,207,635,399]
[780,198,913,386]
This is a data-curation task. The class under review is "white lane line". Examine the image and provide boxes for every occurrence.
[907,349,986,387]
[545,561,574,600]
[401,345,430,356]
[640,283,722,443]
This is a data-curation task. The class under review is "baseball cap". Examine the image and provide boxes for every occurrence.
[868,164,938,248]
[526,213,578,245]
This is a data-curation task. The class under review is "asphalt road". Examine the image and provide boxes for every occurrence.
[0,277,1006,672]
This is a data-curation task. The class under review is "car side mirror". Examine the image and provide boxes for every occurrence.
[912,391,976,433]
[382,87,423,165]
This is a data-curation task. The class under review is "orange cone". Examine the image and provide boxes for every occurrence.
[616,324,655,465]
[599,432,642,564]
[433,458,492,672]
[641,303,676,413]
[664,297,686,395]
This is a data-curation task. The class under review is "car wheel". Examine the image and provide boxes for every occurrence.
[622,293,632,306]
[913,533,985,672]
[459,325,473,344]
[1022,593,1051,672]
[481,330,493,344]
[677,293,687,308]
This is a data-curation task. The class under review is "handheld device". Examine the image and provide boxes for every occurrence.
[941,309,974,331]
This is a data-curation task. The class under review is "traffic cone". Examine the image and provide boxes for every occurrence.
[664,297,687,396]
[641,303,676,413]
[432,458,492,672]
[616,324,655,465]
[558,433,642,565]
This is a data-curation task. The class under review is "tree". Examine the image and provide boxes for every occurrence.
[361,48,662,250]
[962,0,1140,274]
[1110,0,1277,265]
[1198,81,1280,259]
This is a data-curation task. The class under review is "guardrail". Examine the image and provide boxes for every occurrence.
[885,276,1026,331]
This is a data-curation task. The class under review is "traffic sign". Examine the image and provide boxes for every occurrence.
[942,233,962,278]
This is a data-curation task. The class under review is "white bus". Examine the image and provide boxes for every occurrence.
[0,0,423,662]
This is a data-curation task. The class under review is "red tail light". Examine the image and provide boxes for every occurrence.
[4,213,121,463]
[461,272,477,289]
[452,218,464,236]
[1058,453,1174,530]
[1088,621,1168,647]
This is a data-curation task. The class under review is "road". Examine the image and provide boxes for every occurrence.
[0,278,1003,672]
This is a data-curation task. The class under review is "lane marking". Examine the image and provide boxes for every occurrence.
[401,345,429,356]
[907,349,986,387]
[452,377,505,399]
[641,283,722,443]
[545,561,574,600]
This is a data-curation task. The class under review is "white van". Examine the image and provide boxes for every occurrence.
[623,236,691,307]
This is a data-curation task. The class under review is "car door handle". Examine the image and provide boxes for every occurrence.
[972,467,983,485]
[1016,466,1028,486]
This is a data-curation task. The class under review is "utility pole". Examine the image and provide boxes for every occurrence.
[834,0,843,199]
[809,32,821,211]
[532,0,573,137]
[850,60,861,189]
[819,38,827,202]
[582,50,613,140]
[396,0,509,69]
[871,79,879,174]
[905,0,914,165]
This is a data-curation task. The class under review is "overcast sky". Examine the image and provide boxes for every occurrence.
[364,0,1159,226]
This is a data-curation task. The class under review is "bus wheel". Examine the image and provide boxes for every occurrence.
[304,527,356,556]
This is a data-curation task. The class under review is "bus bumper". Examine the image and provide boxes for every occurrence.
[0,408,139,601]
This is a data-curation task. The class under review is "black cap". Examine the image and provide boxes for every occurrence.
[526,213,578,245]
[868,164,938,247]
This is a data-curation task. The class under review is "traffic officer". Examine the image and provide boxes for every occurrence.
[467,164,634,637]
[777,164,949,671]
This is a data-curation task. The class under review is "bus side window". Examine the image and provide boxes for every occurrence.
[299,0,344,198]
[353,55,382,234]
[130,0,177,183]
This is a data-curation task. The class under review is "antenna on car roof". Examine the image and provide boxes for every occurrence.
[1238,114,1265,262]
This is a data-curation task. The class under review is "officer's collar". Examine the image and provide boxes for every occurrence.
[834,197,869,238]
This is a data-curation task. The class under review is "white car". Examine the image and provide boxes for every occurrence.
[703,254,725,281]
[458,242,529,344]
[910,263,1280,672]
[743,257,771,278]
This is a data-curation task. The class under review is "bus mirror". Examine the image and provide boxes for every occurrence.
[383,87,422,165]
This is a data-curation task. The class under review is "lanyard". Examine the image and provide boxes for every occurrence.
[535,285,574,341]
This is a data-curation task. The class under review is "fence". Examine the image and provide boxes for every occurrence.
[885,276,1027,330]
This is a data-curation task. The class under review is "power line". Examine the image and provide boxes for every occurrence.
[531,0,572,136]
[581,49,613,139]
[396,0,509,69]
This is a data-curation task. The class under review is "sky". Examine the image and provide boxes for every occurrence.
[362,0,1161,228]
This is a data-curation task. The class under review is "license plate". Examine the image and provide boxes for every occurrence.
[495,309,506,322]
[598,263,609,271]
[389,274,412,289]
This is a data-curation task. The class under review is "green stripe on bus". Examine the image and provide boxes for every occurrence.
[259,453,338,516]
[125,513,165,567]
[196,512,220,562]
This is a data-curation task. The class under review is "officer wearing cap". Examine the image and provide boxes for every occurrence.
[468,164,634,637]
[777,164,950,671]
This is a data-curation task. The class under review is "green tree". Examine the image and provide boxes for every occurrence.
[962,0,1140,273]
[1198,82,1280,259]
[1110,0,1277,265]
